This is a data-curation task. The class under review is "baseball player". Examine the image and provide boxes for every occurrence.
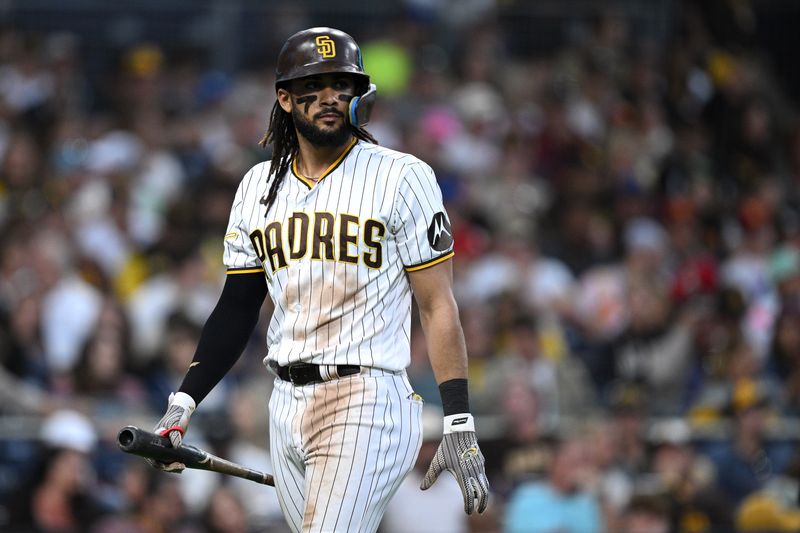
[150,27,489,532]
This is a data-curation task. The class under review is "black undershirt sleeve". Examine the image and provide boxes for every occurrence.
[178,272,268,404]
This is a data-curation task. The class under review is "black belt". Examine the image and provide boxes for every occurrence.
[270,361,361,386]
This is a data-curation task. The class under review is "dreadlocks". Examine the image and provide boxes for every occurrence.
[258,99,379,216]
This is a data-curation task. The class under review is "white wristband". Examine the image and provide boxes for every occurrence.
[169,391,197,413]
[443,413,475,434]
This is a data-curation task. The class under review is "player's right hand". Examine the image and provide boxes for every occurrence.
[148,391,196,473]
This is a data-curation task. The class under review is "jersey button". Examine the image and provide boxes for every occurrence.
[294,304,302,312]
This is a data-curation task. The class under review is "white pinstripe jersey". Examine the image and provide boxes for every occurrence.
[223,139,454,371]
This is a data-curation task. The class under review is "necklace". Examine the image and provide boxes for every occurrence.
[296,164,319,182]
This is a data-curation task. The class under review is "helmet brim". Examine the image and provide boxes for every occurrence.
[276,62,369,87]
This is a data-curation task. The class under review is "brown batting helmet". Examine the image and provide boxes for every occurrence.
[275,27,369,88]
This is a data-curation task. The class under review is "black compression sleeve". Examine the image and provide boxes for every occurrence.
[178,272,268,404]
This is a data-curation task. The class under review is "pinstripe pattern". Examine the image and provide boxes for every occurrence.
[222,141,453,371]
[222,140,449,531]
[269,372,422,532]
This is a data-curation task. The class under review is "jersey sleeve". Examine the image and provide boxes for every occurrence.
[390,162,455,271]
[223,171,264,274]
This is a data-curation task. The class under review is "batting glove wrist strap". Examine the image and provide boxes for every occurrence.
[169,392,197,413]
[443,413,475,434]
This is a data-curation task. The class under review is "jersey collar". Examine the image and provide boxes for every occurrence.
[291,137,358,189]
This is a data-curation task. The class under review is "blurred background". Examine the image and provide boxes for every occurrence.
[1,0,800,531]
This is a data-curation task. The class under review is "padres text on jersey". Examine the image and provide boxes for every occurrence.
[222,139,455,372]
[249,212,386,273]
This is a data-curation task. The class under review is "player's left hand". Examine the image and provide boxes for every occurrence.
[420,414,489,514]
[148,391,196,473]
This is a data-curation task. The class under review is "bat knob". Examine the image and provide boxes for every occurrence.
[117,426,138,451]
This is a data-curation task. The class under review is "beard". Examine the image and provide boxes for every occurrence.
[292,106,351,148]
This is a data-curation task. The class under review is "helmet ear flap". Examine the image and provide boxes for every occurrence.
[348,84,377,127]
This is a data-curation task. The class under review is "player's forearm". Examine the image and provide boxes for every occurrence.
[408,261,470,414]
[179,272,268,403]
[418,300,471,415]
[418,298,468,384]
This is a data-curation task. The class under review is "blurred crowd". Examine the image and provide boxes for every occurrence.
[2,0,800,532]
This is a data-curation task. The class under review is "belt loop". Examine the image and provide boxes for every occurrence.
[328,365,339,380]
[321,365,339,381]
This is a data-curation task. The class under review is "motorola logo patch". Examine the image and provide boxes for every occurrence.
[427,212,453,251]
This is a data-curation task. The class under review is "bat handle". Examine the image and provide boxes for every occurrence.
[245,469,275,485]
[117,425,275,486]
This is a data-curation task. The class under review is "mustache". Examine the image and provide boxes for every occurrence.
[314,109,344,120]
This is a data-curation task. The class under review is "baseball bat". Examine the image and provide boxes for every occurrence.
[117,426,274,486]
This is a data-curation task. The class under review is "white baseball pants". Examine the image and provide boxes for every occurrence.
[268,369,423,532]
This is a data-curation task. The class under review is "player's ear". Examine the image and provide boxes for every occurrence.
[276,88,292,113]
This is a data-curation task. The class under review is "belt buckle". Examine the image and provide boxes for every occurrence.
[288,364,302,384]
